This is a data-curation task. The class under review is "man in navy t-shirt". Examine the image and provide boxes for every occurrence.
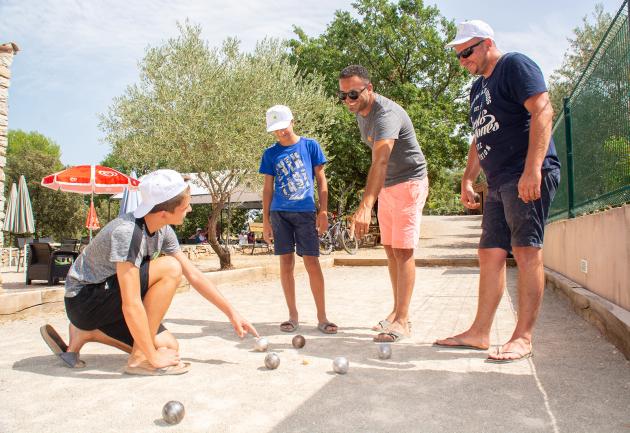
[259,105,337,334]
[435,20,561,363]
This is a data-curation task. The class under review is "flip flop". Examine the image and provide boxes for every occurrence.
[372,319,413,332]
[373,329,408,343]
[433,336,488,351]
[124,361,191,376]
[40,324,86,368]
[317,322,338,334]
[485,350,533,364]
[280,319,299,332]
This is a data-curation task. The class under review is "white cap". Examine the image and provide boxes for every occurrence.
[133,169,188,218]
[446,20,494,47]
[266,105,293,132]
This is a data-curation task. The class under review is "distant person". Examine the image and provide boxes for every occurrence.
[435,20,561,363]
[338,65,429,343]
[259,104,337,334]
[40,169,258,375]
[188,228,207,244]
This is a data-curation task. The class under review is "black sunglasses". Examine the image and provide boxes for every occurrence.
[456,39,486,59]
[338,87,367,101]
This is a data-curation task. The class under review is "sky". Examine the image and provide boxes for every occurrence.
[0,0,624,167]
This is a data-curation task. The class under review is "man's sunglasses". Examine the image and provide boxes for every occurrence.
[338,87,367,101]
[456,39,486,59]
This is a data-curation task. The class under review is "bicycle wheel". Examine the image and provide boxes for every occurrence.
[340,228,358,255]
[319,231,333,255]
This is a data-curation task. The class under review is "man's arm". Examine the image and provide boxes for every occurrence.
[171,250,259,338]
[519,91,554,203]
[117,261,179,368]
[351,138,394,239]
[461,137,482,209]
[262,175,274,244]
[314,165,328,235]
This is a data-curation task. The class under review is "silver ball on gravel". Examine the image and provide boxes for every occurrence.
[332,356,349,374]
[264,352,280,370]
[254,337,269,352]
[377,343,392,359]
[292,334,306,349]
[162,400,185,425]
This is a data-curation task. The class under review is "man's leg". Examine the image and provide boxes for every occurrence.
[382,245,398,323]
[387,247,415,335]
[302,255,336,332]
[435,247,507,349]
[128,255,182,366]
[279,253,299,330]
[488,246,542,360]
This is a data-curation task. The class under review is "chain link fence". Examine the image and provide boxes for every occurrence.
[549,0,630,221]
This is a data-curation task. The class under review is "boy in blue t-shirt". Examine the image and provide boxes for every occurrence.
[258,105,337,334]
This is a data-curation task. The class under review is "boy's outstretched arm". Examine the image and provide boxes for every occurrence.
[171,251,259,338]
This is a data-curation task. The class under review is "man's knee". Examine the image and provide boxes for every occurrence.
[392,248,414,261]
[478,248,508,268]
[512,247,542,269]
[150,256,182,285]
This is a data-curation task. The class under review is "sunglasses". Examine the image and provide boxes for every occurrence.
[338,87,367,101]
[456,39,486,59]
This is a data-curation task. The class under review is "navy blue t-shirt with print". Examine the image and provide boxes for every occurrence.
[258,137,327,212]
[469,52,561,188]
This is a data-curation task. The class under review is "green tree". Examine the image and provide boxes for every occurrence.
[548,3,613,118]
[289,0,470,214]
[101,23,336,269]
[5,130,84,243]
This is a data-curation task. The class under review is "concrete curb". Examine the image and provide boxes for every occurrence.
[545,268,630,360]
[333,257,517,267]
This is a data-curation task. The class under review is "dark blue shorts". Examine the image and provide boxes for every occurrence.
[270,211,319,257]
[479,169,560,252]
[65,258,166,347]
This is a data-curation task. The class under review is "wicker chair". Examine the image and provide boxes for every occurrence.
[26,242,78,285]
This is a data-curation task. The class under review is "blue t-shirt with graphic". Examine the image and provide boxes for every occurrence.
[469,52,561,188]
[258,137,327,212]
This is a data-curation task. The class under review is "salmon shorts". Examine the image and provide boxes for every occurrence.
[378,177,429,249]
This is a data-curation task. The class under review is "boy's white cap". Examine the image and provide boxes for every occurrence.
[133,169,188,218]
[446,20,494,47]
[266,105,293,132]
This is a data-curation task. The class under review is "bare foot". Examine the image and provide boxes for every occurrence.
[434,331,489,350]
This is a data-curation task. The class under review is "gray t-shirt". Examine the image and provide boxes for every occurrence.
[356,93,427,187]
[64,212,180,297]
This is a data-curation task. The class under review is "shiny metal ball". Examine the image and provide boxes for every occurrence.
[292,334,306,349]
[332,356,349,374]
[162,400,185,425]
[264,352,280,370]
[254,337,269,352]
[377,343,392,359]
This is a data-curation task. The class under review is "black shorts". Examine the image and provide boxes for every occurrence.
[65,259,167,347]
[270,211,320,257]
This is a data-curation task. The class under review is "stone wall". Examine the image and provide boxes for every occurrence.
[0,42,19,288]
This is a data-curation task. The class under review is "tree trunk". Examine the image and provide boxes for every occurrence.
[206,199,233,270]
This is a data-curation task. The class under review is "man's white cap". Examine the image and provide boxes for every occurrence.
[266,105,293,132]
[446,20,494,47]
[133,169,188,218]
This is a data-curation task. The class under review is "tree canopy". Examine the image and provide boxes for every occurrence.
[288,0,471,213]
[101,22,336,268]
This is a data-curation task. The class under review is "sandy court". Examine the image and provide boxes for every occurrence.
[1,263,629,433]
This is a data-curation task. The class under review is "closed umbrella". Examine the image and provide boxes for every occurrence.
[118,170,141,216]
[16,175,35,235]
[85,199,100,236]
[3,182,17,234]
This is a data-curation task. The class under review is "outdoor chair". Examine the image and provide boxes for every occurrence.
[26,242,78,285]
[60,238,80,252]
[15,236,33,272]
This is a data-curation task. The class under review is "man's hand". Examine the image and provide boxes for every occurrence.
[316,211,328,236]
[230,312,259,338]
[461,184,481,209]
[148,347,180,369]
[349,204,372,240]
[518,169,542,203]
[262,221,273,244]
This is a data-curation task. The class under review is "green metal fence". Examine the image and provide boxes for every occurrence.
[549,0,630,221]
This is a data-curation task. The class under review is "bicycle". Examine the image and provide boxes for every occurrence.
[319,214,358,255]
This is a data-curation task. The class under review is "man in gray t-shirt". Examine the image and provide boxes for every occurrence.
[40,169,258,375]
[339,65,430,343]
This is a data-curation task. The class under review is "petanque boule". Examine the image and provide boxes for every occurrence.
[377,343,392,359]
[162,401,185,425]
[332,356,349,374]
[292,335,306,349]
[264,352,280,370]
[254,337,269,352]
